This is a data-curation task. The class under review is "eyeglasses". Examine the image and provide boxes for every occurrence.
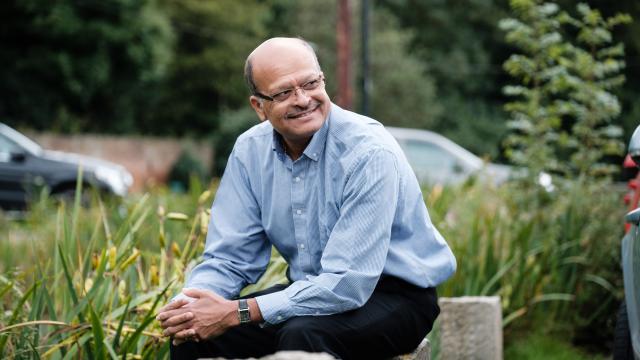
[254,74,325,102]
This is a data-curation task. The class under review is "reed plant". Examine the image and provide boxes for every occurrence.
[429,176,624,345]
[0,175,287,359]
[0,173,623,357]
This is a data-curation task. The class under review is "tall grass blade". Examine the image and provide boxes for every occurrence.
[88,302,107,360]
[0,281,38,356]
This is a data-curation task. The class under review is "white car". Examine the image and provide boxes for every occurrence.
[387,126,512,186]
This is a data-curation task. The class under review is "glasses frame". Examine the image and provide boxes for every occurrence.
[253,74,325,102]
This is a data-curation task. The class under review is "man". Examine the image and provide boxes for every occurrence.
[157,37,456,360]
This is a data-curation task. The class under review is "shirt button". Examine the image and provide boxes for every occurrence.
[299,244,305,249]
[294,177,300,182]
[296,209,302,215]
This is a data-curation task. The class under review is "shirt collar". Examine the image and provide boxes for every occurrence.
[271,104,332,162]
[302,107,331,162]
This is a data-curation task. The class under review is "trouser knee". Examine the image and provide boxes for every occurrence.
[277,317,337,352]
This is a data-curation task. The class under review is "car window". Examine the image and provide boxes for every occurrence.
[402,139,460,170]
[0,133,21,153]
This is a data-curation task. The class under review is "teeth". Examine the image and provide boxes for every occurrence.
[290,107,315,118]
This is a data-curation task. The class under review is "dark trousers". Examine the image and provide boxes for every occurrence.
[170,276,439,360]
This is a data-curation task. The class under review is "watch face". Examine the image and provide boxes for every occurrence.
[239,310,251,323]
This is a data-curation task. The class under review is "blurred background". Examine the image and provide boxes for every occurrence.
[1,1,640,359]
[2,0,638,188]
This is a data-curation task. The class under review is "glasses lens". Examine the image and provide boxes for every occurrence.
[267,75,323,102]
[271,90,292,102]
[302,77,322,91]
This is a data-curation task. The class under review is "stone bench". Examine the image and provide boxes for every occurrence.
[204,296,504,360]
[203,338,430,360]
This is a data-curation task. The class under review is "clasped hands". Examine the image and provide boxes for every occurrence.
[156,288,239,346]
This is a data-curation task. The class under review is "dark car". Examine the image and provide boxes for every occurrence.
[0,123,133,210]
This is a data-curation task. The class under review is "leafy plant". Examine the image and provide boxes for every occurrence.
[501,0,631,180]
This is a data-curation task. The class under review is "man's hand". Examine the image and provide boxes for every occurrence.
[156,297,194,346]
[156,288,239,344]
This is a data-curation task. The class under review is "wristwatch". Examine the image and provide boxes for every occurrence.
[238,299,251,324]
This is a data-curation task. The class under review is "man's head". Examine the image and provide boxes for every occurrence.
[245,38,331,149]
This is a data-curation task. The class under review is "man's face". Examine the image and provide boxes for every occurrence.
[249,46,331,147]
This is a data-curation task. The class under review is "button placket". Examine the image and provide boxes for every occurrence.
[291,160,309,270]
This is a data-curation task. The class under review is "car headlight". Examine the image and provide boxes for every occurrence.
[94,167,132,197]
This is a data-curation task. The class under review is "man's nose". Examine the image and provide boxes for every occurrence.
[290,88,311,106]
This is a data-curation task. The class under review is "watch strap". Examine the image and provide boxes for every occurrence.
[238,299,251,324]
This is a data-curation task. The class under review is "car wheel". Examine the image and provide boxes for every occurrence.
[52,188,92,207]
[614,301,634,360]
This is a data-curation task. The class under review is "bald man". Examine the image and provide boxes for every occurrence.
[157,37,456,360]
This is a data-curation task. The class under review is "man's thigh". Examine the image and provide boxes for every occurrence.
[170,280,439,360]
[277,285,438,359]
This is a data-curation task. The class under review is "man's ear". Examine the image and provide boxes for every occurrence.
[249,96,267,122]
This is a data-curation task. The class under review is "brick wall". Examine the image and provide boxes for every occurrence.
[29,133,214,192]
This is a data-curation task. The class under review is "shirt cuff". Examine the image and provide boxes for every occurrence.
[255,290,294,324]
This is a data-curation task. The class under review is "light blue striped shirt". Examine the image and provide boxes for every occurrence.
[185,104,456,324]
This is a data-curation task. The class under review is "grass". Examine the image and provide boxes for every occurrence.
[505,330,609,360]
[0,175,625,358]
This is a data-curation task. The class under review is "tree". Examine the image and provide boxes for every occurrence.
[141,0,269,137]
[501,0,630,179]
[379,0,513,159]
[0,0,174,133]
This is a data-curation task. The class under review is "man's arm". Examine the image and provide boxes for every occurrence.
[255,148,400,324]
[157,146,270,340]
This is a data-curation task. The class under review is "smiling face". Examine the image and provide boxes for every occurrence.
[247,38,331,154]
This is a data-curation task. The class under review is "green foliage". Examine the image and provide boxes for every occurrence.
[501,0,631,179]
[366,6,443,129]
[167,151,209,190]
[379,0,512,159]
[141,0,269,137]
[0,182,286,358]
[429,178,623,352]
[0,0,174,133]
[505,326,608,359]
[0,177,624,356]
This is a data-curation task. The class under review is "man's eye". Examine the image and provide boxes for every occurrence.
[302,80,320,90]
[272,90,291,100]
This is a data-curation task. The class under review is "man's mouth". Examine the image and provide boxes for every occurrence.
[287,104,319,119]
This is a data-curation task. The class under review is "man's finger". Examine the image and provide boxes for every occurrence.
[160,312,194,328]
[172,337,187,346]
[173,328,198,341]
[162,320,194,337]
[156,304,191,322]
[157,298,189,315]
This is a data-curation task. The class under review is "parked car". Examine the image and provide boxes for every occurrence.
[0,122,133,210]
[387,126,515,186]
[615,125,640,360]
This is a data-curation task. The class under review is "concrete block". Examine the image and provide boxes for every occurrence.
[201,338,431,360]
[391,337,431,360]
[438,296,502,360]
[202,351,335,360]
